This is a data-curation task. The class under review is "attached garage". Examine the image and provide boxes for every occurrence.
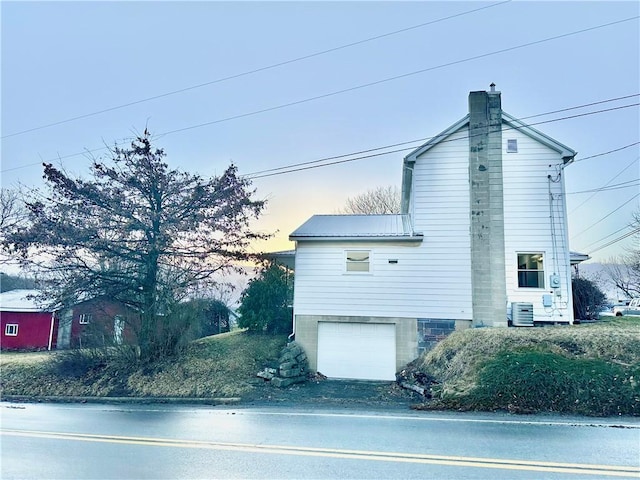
[317,322,396,381]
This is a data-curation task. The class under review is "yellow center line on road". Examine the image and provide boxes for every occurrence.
[2,429,639,478]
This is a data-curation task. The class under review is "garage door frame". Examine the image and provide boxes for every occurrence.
[317,321,396,381]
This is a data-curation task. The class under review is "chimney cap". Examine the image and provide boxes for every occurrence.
[490,82,496,92]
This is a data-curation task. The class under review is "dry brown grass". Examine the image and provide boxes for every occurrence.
[1,331,287,399]
[415,317,640,414]
[1,350,58,365]
[420,317,640,396]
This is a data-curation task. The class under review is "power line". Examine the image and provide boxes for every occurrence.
[571,193,640,240]
[573,141,640,163]
[1,1,512,140]
[155,17,639,139]
[2,10,637,170]
[581,225,633,251]
[246,138,424,177]
[244,104,639,179]
[2,96,638,176]
[566,178,640,195]
[587,228,640,255]
[517,94,640,122]
[568,151,638,227]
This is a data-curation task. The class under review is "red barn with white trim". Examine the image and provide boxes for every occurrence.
[0,289,58,350]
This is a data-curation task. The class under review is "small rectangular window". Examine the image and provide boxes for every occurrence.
[517,253,544,288]
[346,250,370,273]
[5,324,18,336]
[79,313,91,325]
[507,139,518,153]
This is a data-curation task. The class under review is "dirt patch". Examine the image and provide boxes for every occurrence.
[243,375,425,409]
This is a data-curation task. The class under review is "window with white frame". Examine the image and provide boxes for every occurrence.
[517,253,544,288]
[345,250,371,273]
[507,139,518,153]
[5,324,18,336]
[79,313,92,325]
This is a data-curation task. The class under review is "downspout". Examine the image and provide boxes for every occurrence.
[288,317,296,342]
[47,312,56,351]
[288,245,297,342]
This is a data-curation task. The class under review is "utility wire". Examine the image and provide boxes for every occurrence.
[571,193,640,240]
[567,178,640,195]
[573,141,640,163]
[581,225,633,251]
[1,1,512,140]
[517,94,640,121]
[1,96,637,175]
[3,11,637,170]
[155,17,639,139]
[587,227,640,255]
[245,104,639,179]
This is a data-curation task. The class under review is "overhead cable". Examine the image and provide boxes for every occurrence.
[587,228,640,255]
[245,105,639,179]
[571,193,640,240]
[1,1,512,140]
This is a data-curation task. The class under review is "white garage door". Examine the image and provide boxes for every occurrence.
[317,322,396,381]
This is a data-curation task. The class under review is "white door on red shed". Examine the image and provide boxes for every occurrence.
[317,322,396,380]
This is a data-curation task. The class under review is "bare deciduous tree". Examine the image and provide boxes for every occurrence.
[0,188,27,237]
[341,185,401,214]
[605,210,640,299]
[3,132,269,360]
[0,188,29,266]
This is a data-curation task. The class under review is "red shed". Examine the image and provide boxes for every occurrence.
[0,289,58,350]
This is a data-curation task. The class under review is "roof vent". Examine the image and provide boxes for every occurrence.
[490,82,496,92]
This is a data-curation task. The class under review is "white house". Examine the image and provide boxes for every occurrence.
[289,86,579,381]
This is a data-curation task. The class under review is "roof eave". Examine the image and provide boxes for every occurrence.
[290,235,424,243]
[404,114,470,162]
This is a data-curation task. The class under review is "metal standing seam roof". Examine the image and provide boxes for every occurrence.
[289,214,422,242]
[0,289,52,313]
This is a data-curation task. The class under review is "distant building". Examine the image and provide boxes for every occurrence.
[0,289,58,350]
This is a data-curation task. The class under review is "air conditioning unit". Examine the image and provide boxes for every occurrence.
[512,302,534,327]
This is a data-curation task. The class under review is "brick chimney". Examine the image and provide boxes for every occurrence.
[468,86,507,327]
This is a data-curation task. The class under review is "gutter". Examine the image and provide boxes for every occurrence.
[288,235,423,243]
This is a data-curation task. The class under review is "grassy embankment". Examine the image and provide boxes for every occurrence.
[413,316,640,416]
[1,318,639,416]
[0,331,287,399]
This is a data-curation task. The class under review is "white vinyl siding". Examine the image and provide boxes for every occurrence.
[293,128,472,321]
[411,127,472,319]
[292,121,573,325]
[502,127,573,323]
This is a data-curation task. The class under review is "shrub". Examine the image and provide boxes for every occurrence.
[572,276,607,320]
[238,263,293,334]
[47,346,138,379]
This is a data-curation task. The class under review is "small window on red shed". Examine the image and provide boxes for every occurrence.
[79,314,92,325]
[5,324,18,336]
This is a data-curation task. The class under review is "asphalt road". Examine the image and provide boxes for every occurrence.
[1,402,639,479]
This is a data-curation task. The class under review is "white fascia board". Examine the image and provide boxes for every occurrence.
[404,115,470,162]
[289,235,423,243]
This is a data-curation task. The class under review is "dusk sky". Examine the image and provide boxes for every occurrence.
[2,1,638,265]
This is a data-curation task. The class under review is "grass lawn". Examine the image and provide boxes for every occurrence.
[413,316,640,416]
[1,331,287,399]
[2,318,639,416]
